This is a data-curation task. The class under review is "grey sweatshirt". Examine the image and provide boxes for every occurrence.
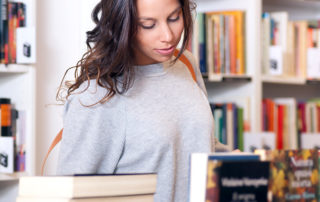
[56,50,229,202]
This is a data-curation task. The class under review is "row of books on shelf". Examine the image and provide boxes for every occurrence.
[0,0,35,64]
[191,9,320,80]
[262,11,320,79]
[0,98,26,173]
[190,149,320,202]
[192,11,246,79]
[210,102,248,151]
[262,98,320,150]
[211,97,320,152]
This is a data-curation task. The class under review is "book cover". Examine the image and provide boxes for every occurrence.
[206,161,270,202]
[16,27,36,64]
[189,153,260,202]
[269,149,318,201]
[0,136,14,173]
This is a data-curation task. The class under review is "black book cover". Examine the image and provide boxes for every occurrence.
[206,161,270,202]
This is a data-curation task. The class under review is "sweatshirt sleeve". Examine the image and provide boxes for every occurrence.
[56,84,126,175]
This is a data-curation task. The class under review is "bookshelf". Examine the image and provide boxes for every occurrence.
[0,0,36,201]
[203,74,252,82]
[262,75,306,85]
[196,0,320,148]
[197,0,262,133]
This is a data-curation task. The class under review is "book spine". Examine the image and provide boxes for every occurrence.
[277,105,284,149]
[198,13,207,74]
[237,107,244,151]
[0,98,11,136]
[1,0,8,64]
[233,104,238,150]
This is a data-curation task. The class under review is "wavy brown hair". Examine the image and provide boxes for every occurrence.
[57,0,196,104]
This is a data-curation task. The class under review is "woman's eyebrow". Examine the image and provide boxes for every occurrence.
[139,6,181,21]
[168,6,182,17]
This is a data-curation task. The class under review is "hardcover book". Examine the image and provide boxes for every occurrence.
[257,149,319,201]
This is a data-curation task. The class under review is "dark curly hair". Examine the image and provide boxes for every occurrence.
[57,0,196,104]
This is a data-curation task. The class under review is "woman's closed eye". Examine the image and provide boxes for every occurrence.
[168,15,180,23]
[140,23,155,29]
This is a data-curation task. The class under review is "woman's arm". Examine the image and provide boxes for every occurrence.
[56,83,126,175]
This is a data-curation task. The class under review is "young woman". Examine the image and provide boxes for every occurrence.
[56,0,229,201]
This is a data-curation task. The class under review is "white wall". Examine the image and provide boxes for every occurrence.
[36,0,98,175]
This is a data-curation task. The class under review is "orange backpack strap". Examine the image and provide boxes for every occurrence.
[41,50,196,175]
[41,128,63,175]
[174,49,197,82]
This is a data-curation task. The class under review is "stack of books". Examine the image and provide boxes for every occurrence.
[16,173,157,202]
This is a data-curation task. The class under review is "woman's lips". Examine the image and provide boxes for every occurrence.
[155,46,175,56]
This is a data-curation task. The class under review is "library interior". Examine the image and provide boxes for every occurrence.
[1,0,320,201]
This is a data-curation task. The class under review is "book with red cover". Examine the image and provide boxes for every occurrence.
[277,104,284,150]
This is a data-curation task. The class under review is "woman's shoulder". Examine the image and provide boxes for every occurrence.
[179,49,197,70]
[181,49,196,62]
[66,79,124,110]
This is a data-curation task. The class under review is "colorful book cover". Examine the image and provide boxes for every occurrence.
[269,149,318,201]
[206,160,270,202]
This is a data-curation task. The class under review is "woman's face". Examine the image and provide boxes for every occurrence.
[134,0,184,65]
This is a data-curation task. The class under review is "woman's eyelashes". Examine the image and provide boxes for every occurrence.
[139,14,181,30]
[140,23,155,29]
[168,15,180,22]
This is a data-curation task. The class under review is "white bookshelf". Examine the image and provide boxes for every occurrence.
[0,0,36,201]
[197,0,320,134]
[0,64,30,73]
[262,75,306,85]
[197,0,262,133]
[204,74,252,82]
